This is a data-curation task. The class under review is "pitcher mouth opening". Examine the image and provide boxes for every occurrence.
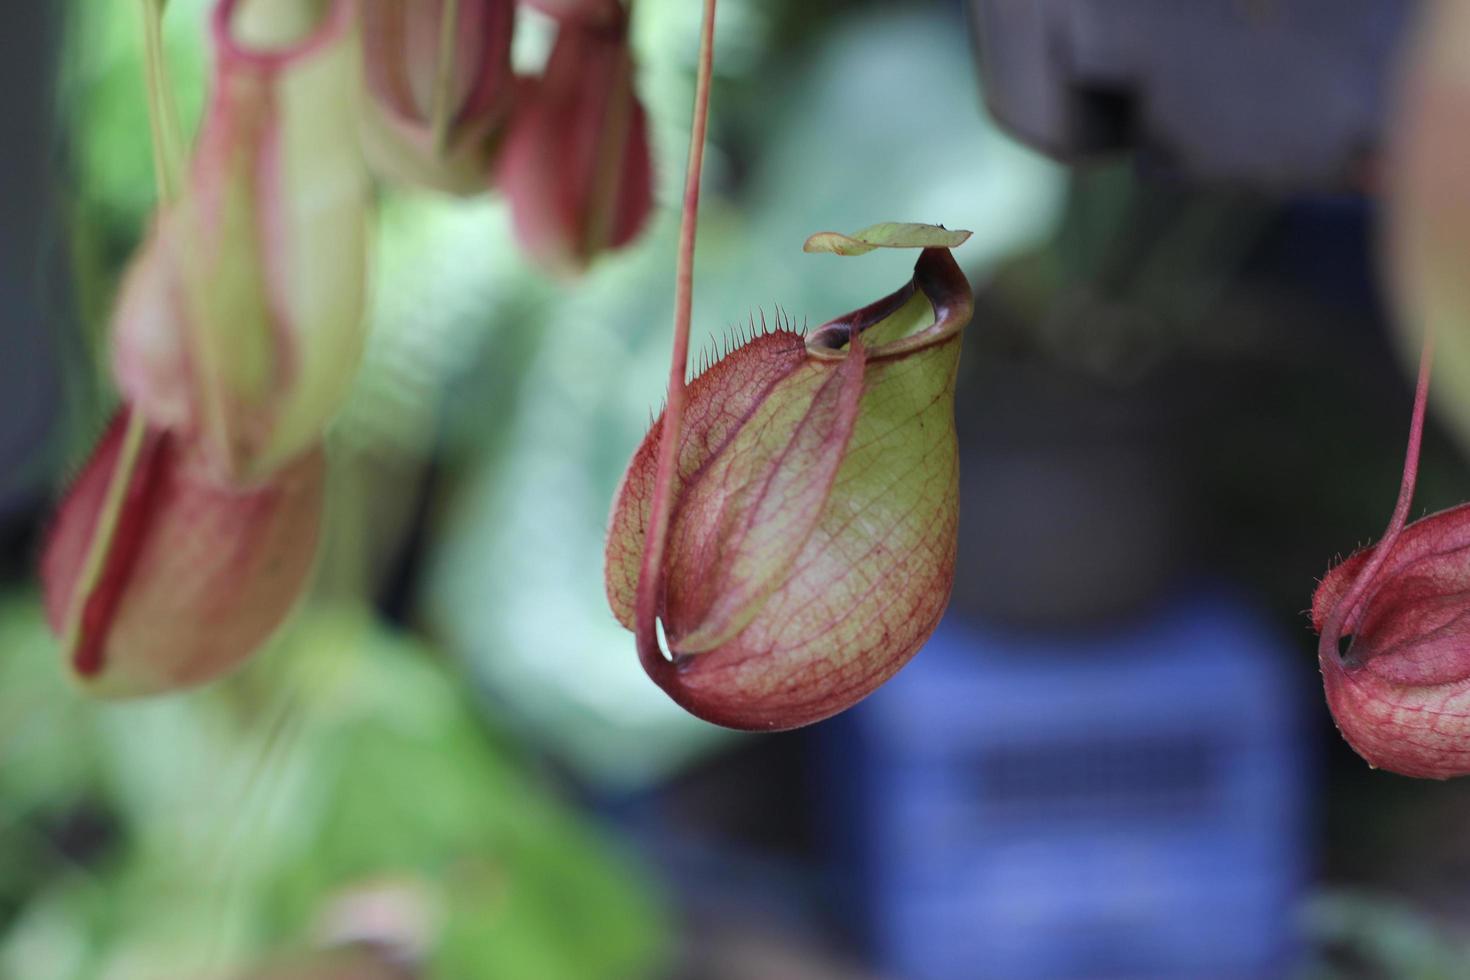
[805,248,972,362]
[213,0,352,72]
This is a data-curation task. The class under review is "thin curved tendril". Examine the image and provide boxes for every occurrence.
[635,0,717,683]
[1320,326,1437,665]
[430,0,461,156]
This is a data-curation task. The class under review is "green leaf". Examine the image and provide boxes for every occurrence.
[802,221,971,256]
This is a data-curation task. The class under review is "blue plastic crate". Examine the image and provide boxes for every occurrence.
[824,592,1309,980]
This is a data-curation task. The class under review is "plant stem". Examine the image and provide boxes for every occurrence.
[138,0,183,203]
[430,0,461,156]
[1320,327,1435,664]
[635,0,717,679]
[1381,331,1435,545]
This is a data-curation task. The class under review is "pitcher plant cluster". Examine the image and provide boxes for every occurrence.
[41,0,974,734]
[42,0,1470,773]
[44,0,654,697]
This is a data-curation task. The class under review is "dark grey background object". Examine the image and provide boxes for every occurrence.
[952,355,1189,627]
[968,0,1417,187]
[0,2,66,525]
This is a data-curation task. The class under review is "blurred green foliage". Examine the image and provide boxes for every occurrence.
[1300,890,1470,980]
[0,599,666,978]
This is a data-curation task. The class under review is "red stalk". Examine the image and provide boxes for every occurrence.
[1318,327,1436,672]
[634,0,718,686]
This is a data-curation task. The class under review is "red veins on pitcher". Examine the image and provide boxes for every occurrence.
[42,410,323,698]
[606,226,973,730]
[1312,499,1470,778]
